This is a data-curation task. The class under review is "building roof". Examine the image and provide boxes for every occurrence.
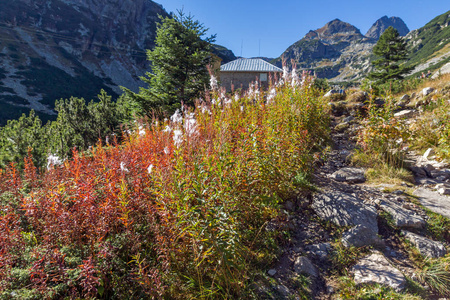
[220,58,283,72]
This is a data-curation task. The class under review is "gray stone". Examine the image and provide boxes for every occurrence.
[430,169,450,180]
[422,87,434,96]
[413,188,450,219]
[294,256,318,277]
[423,148,435,160]
[438,188,450,195]
[374,98,385,107]
[432,62,450,79]
[305,243,332,259]
[342,225,383,248]
[352,252,406,291]
[423,164,436,176]
[343,116,355,123]
[402,231,447,258]
[379,199,426,229]
[335,122,350,132]
[394,110,417,119]
[400,94,410,102]
[312,191,378,232]
[284,201,295,211]
[324,90,339,97]
[330,167,366,183]
[340,150,353,162]
[268,269,277,276]
[410,166,427,177]
[276,284,290,297]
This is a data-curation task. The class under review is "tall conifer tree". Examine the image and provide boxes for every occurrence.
[368,26,411,83]
[124,11,216,115]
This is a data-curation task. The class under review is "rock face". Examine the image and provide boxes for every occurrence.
[312,191,378,232]
[0,1,236,126]
[274,19,376,81]
[352,252,406,291]
[402,231,447,258]
[212,44,237,64]
[0,0,170,124]
[365,16,410,40]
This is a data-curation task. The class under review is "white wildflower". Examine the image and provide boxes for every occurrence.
[240,105,244,112]
[184,115,198,137]
[147,164,153,174]
[234,93,240,102]
[210,75,218,90]
[120,162,129,173]
[247,83,254,98]
[170,109,183,124]
[291,68,300,87]
[46,154,62,170]
[282,66,289,81]
[173,130,183,147]
[163,125,172,132]
[201,105,211,114]
[164,147,170,155]
[138,125,146,136]
[267,88,277,103]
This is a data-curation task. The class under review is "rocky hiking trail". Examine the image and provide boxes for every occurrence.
[257,104,450,299]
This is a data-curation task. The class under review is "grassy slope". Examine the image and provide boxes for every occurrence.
[406,10,450,71]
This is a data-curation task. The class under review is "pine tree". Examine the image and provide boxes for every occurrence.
[368,26,411,84]
[123,11,216,116]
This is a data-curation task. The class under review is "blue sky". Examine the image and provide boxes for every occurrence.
[155,0,449,58]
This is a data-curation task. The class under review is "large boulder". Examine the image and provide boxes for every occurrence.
[352,252,406,291]
[402,231,447,258]
[294,256,319,277]
[312,191,378,232]
[379,199,426,229]
[330,168,366,183]
[342,224,383,248]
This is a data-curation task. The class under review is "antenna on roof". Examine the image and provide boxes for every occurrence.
[240,39,243,57]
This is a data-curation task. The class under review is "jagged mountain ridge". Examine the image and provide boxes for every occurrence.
[274,19,375,81]
[366,16,410,40]
[275,15,412,82]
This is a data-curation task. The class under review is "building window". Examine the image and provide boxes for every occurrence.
[260,73,268,82]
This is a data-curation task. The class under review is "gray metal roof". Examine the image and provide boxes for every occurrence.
[220,58,283,72]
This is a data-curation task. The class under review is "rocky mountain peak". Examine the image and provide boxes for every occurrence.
[365,16,410,40]
[304,19,364,44]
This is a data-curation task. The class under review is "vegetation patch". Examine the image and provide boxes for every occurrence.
[17,57,117,108]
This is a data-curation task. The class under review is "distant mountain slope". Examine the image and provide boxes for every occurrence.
[275,19,375,81]
[0,0,169,125]
[366,16,410,40]
[405,10,450,75]
[211,44,237,64]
